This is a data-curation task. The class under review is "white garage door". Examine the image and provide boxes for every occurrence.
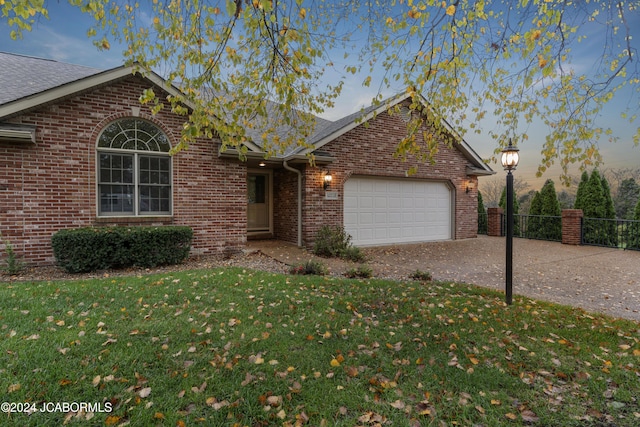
[344,177,452,246]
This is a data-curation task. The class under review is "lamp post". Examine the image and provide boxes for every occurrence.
[501,139,519,305]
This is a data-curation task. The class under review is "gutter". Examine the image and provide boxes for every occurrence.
[283,159,303,248]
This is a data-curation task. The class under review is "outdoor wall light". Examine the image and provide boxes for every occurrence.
[501,138,520,305]
[259,161,266,167]
[465,180,476,193]
[323,171,333,190]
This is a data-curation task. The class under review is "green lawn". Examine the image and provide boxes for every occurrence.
[1,268,639,426]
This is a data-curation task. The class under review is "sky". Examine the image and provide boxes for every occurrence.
[1,1,639,191]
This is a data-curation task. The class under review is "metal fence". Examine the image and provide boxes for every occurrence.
[476,211,640,250]
[478,212,488,235]
[515,214,562,242]
[582,217,640,250]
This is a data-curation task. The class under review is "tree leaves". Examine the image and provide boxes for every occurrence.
[7,0,639,177]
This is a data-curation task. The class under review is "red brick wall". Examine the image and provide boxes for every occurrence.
[279,107,481,248]
[273,168,300,244]
[0,74,246,265]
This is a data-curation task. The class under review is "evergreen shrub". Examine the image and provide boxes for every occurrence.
[52,226,193,273]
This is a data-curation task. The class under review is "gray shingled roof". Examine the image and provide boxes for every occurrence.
[240,98,334,157]
[0,51,101,105]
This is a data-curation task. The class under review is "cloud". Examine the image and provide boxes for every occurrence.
[1,18,123,69]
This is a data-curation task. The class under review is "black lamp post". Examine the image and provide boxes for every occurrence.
[501,139,519,305]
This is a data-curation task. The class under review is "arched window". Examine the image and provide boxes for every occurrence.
[97,118,172,216]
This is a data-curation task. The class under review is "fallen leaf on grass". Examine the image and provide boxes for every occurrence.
[389,400,405,410]
[191,381,207,393]
[241,372,255,386]
[266,395,283,406]
[345,366,359,377]
[138,387,151,398]
[105,415,121,425]
[521,410,539,422]
[206,398,229,410]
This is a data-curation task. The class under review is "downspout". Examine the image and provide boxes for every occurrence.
[283,159,303,248]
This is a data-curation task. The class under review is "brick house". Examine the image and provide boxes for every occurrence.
[0,52,494,265]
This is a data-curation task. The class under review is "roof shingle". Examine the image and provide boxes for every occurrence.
[0,51,101,105]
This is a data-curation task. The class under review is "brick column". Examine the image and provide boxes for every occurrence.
[487,207,504,237]
[562,209,583,245]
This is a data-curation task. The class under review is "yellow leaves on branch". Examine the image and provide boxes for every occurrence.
[530,29,542,41]
[538,54,548,69]
[446,4,456,16]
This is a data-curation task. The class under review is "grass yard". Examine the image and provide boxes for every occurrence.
[1,267,639,426]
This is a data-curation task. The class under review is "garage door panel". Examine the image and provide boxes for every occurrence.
[344,177,451,246]
[389,212,402,224]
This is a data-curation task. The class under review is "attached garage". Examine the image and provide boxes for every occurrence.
[344,176,453,246]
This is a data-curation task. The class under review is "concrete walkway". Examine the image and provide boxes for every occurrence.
[248,236,640,322]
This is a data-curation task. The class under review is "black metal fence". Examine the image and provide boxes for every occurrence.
[476,211,640,251]
[514,214,562,242]
[582,217,640,250]
[478,212,488,235]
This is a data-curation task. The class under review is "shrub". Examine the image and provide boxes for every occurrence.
[340,245,365,262]
[409,269,432,282]
[313,225,365,262]
[52,226,193,273]
[344,265,373,279]
[289,259,327,276]
[313,225,351,257]
[0,233,25,275]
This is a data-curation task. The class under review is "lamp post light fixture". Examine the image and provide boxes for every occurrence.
[501,139,519,305]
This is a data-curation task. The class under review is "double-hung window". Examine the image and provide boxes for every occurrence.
[97,118,172,216]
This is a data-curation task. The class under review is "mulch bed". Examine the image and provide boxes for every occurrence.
[1,251,290,283]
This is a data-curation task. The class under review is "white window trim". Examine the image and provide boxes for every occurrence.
[96,119,173,218]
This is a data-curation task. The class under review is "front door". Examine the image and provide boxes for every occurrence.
[247,171,271,232]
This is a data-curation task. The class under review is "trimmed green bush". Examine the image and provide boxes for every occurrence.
[313,225,365,262]
[52,226,193,273]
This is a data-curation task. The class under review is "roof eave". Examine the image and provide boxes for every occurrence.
[466,166,496,176]
[218,147,335,166]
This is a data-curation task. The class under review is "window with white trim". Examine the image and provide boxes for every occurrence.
[97,118,172,216]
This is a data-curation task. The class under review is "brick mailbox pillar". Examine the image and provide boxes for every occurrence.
[487,207,504,237]
[562,209,583,245]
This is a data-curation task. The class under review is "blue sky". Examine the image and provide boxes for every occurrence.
[1,2,638,190]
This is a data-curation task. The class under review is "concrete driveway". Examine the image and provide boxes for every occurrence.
[249,235,640,322]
